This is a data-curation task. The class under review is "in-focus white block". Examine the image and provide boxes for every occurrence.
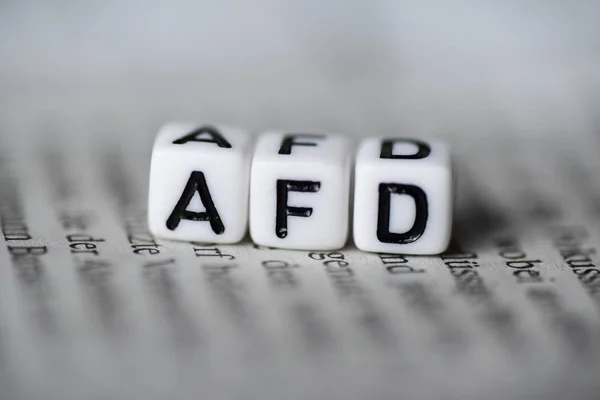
[353,137,452,255]
[249,131,352,250]
[148,123,252,243]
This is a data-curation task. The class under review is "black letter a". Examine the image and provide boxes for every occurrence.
[166,171,225,234]
[172,126,232,148]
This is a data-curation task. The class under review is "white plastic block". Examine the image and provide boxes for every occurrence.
[353,137,453,255]
[148,123,252,243]
[249,131,352,250]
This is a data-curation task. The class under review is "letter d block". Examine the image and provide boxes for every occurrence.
[148,123,251,243]
[250,132,351,250]
[353,138,453,255]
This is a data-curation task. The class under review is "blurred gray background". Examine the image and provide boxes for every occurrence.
[1,0,599,137]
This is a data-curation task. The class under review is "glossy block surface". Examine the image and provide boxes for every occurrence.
[148,123,252,243]
[353,137,452,255]
[250,131,352,250]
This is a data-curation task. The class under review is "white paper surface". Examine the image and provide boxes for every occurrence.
[0,108,598,400]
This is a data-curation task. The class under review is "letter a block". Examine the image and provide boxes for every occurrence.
[148,123,252,243]
[353,137,453,255]
[249,132,352,250]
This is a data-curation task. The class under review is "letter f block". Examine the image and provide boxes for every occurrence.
[250,131,352,250]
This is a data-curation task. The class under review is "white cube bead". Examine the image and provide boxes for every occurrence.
[353,137,452,255]
[148,123,252,243]
[249,131,352,250]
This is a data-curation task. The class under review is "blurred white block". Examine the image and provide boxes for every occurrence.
[148,123,252,243]
[250,131,352,250]
[353,137,452,255]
